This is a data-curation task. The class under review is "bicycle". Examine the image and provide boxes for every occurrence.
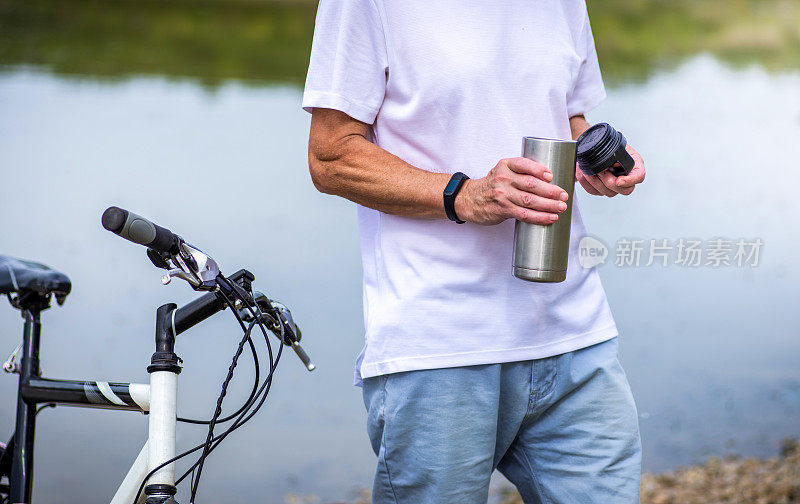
[0,206,314,504]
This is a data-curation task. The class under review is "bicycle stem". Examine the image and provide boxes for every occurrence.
[144,303,181,502]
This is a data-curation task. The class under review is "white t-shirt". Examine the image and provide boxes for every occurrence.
[303,0,618,385]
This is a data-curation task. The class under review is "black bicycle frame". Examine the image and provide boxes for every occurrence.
[9,307,42,504]
[6,269,254,503]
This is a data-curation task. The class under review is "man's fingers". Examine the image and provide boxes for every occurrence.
[576,170,602,195]
[615,146,646,188]
[598,170,627,195]
[503,157,552,181]
[576,169,602,195]
[582,173,616,197]
[509,174,569,201]
[579,145,645,195]
[507,187,567,214]
[513,206,560,225]
[599,169,635,195]
[615,164,645,188]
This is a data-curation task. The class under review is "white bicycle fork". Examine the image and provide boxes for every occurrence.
[109,368,178,504]
[147,371,178,489]
[111,303,181,504]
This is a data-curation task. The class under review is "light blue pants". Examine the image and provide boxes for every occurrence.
[362,337,641,504]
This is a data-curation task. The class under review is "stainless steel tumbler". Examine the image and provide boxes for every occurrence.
[513,137,577,283]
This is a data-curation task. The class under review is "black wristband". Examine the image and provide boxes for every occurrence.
[443,172,469,224]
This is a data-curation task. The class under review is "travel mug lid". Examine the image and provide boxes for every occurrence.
[576,123,634,177]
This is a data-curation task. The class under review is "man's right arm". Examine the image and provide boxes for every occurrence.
[308,108,569,225]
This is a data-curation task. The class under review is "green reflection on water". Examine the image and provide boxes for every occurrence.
[0,0,318,86]
[1,0,799,87]
[588,0,800,84]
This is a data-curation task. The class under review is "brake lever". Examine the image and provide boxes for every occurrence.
[240,294,315,372]
[151,240,219,291]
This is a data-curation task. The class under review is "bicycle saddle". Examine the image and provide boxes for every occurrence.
[0,255,71,305]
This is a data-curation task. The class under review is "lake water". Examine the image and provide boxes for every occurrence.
[1,50,799,504]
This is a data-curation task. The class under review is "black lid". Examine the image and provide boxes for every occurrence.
[576,123,628,176]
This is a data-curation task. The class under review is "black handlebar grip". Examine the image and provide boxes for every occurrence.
[102,206,179,253]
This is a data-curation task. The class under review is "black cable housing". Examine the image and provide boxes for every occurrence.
[131,273,285,504]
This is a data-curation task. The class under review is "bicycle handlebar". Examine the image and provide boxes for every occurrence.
[174,292,226,335]
[101,206,179,254]
[100,207,315,371]
[171,270,252,336]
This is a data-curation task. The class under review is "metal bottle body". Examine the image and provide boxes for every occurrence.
[513,137,577,283]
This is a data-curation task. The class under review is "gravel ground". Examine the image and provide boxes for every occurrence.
[498,439,800,504]
[291,439,800,504]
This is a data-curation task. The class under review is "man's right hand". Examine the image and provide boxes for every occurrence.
[455,158,570,226]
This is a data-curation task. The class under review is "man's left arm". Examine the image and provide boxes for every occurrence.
[569,115,646,197]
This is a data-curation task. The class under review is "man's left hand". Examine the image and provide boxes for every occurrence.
[576,144,645,197]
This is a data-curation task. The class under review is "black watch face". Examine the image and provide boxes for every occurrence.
[444,179,458,197]
[444,173,466,197]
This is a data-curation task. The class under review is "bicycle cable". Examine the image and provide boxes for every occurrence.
[132,318,279,504]
[173,274,264,425]
[187,287,259,503]
[132,275,285,504]
[176,334,260,425]
[187,276,285,501]
[183,289,283,492]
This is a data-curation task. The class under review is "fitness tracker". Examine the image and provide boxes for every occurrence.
[443,172,470,224]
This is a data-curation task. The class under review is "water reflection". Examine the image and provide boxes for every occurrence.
[587,0,800,83]
[0,0,318,86]
[1,0,799,87]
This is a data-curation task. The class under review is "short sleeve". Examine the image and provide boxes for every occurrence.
[566,12,606,118]
[302,0,389,124]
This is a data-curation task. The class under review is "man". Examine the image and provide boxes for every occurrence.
[303,1,646,502]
